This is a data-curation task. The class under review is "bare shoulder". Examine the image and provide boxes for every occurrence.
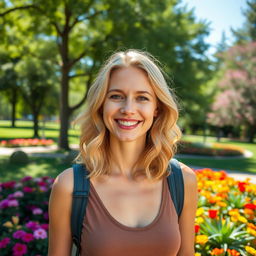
[178,161,197,188]
[52,168,74,194]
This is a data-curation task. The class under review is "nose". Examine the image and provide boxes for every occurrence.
[120,98,135,115]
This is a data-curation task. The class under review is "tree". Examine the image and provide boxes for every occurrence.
[15,55,57,137]
[0,0,212,148]
[0,51,20,127]
[207,42,256,142]
[232,0,256,43]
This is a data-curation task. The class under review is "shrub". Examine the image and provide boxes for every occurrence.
[9,151,29,165]
[178,141,244,156]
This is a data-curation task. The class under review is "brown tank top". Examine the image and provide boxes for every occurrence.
[80,178,181,256]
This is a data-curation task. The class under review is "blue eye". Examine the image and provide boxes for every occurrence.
[109,94,123,99]
[137,96,149,101]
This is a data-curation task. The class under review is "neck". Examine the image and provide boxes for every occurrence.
[108,137,146,178]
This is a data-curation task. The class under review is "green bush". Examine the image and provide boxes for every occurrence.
[9,151,29,165]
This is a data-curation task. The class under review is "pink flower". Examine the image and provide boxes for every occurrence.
[13,191,24,198]
[0,237,10,248]
[13,230,26,239]
[33,228,47,239]
[39,186,48,192]
[26,221,40,231]
[21,233,34,243]
[8,199,19,207]
[33,208,43,215]
[23,186,34,193]
[0,199,9,209]
[12,243,27,256]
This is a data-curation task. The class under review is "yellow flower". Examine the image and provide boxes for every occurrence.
[196,217,204,224]
[196,208,204,217]
[195,235,208,245]
[195,253,201,256]
[3,221,13,228]
[230,214,239,222]
[238,215,248,223]
[12,216,19,225]
[229,209,239,216]
[247,227,256,236]
[245,246,256,255]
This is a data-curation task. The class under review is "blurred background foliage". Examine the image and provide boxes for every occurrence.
[0,0,255,149]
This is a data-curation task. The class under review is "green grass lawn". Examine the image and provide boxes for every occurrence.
[0,155,70,182]
[177,135,256,174]
[0,120,79,145]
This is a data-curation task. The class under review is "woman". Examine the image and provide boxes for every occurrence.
[48,50,198,256]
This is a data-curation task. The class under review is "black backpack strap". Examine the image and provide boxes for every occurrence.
[71,164,90,256]
[167,158,184,218]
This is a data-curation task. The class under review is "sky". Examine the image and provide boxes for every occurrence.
[183,0,248,55]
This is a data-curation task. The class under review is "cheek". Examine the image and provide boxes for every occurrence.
[141,105,157,120]
[102,102,116,125]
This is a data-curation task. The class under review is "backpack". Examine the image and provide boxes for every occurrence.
[71,158,184,256]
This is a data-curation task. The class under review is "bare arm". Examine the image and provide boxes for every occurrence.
[177,162,198,256]
[48,168,74,256]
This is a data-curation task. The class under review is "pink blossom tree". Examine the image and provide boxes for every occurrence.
[208,42,256,142]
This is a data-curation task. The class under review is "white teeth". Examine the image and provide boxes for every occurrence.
[117,120,139,126]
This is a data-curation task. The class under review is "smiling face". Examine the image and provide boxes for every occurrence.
[102,66,158,144]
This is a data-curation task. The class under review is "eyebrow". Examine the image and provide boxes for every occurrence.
[108,89,153,97]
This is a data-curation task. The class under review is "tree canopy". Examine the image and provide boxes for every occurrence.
[0,0,212,148]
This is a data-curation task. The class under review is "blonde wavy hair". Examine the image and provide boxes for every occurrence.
[75,49,182,180]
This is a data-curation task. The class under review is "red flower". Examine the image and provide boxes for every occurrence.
[1,181,16,189]
[238,182,247,192]
[244,203,256,210]
[12,243,27,256]
[21,233,34,243]
[209,209,218,219]
[195,224,200,233]
[23,187,34,193]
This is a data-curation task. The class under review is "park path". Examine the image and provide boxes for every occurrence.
[0,145,255,183]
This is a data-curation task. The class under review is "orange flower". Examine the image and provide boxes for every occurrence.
[227,249,240,256]
[210,248,224,255]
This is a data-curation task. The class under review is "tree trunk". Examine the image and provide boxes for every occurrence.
[247,125,256,143]
[11,88,17,128]
[59,66,70,150]
[33,110,39,138]
[58,12,71,150]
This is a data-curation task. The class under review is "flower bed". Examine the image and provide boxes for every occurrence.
[0,139,54,148]
[195,169,256,255]
[0,169,255,255]
[178,141,245,157]
[0,176,53,255]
